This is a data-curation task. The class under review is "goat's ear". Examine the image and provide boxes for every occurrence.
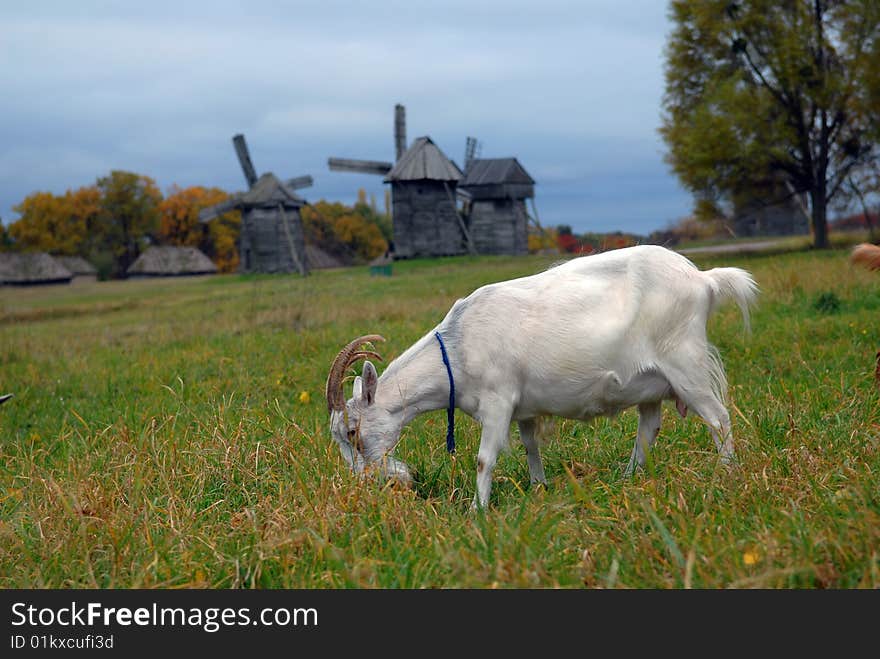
[352,375,364,401]
[362,361,378,406]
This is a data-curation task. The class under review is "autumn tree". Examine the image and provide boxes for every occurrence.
[353,199,392,242]
[67,186,102,256]
[8,192,69,253]
[96,171,162,277]
[301,200,388,262]
[0,222,12,252]
[159,185,241,273]
[528,225,559,253]
[661,0,880,248]
[8,186,100,256]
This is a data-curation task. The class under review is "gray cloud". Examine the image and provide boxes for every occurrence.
[0,1,691,236]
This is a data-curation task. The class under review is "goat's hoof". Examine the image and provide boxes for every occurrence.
[719,453,740,473]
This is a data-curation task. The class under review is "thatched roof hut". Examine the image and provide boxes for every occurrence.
[126,246,218,278]
[54,255,98,283]
[304,244,347,270]
[0,252,72,286]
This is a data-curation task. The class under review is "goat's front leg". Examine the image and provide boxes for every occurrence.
[474,406,513,509]
[518,418,546,486]
[624,401,662,477]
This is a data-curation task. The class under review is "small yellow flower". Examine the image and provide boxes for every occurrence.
[298,391,311,404]
[743,550,760,566]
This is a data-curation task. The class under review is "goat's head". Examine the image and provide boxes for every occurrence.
[325,335,411,485]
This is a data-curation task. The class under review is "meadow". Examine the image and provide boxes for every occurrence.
[1,247,878,588]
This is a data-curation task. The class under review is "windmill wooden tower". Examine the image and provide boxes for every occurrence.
[328,105,474,258]
[459,157,535,256]
[199,134,312,275]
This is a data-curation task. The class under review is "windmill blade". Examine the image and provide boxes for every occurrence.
[394,104,407,161]
[199,197,239,223]
[464,136,479,173]
[233,134,258,187]
[285,175,314,190]
[328,157,393,176]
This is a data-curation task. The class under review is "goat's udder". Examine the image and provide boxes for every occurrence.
[676,397,688,418]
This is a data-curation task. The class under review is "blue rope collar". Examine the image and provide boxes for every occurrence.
[434,331,456,454]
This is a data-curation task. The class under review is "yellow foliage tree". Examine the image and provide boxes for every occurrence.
[528,226,559,254]
[9,186,100,256]
[301,200,387,262]
[68,186,102,254]
[159,185,241,273]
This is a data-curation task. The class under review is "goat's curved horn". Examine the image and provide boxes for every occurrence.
[325,335,385,412]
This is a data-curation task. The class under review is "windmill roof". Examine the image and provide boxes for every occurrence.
[384,137,463,182]
[54,255,98,276]
[126,246,218,276]
[461,158,535,186]
[0,252,72,284]
[238,173,304,207]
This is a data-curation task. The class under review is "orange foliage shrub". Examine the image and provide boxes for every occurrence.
[159,185,241,273]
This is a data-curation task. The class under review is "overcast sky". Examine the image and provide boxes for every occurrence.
[0,0,693,236]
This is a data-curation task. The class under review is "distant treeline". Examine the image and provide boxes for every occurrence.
[0,170,391,279]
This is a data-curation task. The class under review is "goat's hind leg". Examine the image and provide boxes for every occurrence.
[665,359,736,466]
[624,401,662,477]
[686,391,735,466]
[518,418,546,486]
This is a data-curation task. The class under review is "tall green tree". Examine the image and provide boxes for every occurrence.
[661,0,880,248]
[96,171,161,277]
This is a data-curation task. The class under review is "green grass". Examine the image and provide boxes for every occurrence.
[1,249,878,588]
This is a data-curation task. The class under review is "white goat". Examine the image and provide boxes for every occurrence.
[325,245,758,507]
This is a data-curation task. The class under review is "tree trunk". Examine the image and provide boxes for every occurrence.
[811,186,829,249]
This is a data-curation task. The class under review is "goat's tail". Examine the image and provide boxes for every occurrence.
[703,267,759,333]
[851,243,880,271]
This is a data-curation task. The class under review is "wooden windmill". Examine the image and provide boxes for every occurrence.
[199,134,311,276]
[459,157,535,256]
[463,136,482,174]
[328,105,475,259]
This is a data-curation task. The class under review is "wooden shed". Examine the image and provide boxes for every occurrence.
[384,136,468,259]
[126,246,218,278]
[460,158,535,256]
[0,252,72,286]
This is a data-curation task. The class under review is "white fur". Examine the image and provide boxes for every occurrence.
[331,245,758,507]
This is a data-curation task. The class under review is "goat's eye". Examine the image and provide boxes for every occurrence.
[347,428,363,451]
